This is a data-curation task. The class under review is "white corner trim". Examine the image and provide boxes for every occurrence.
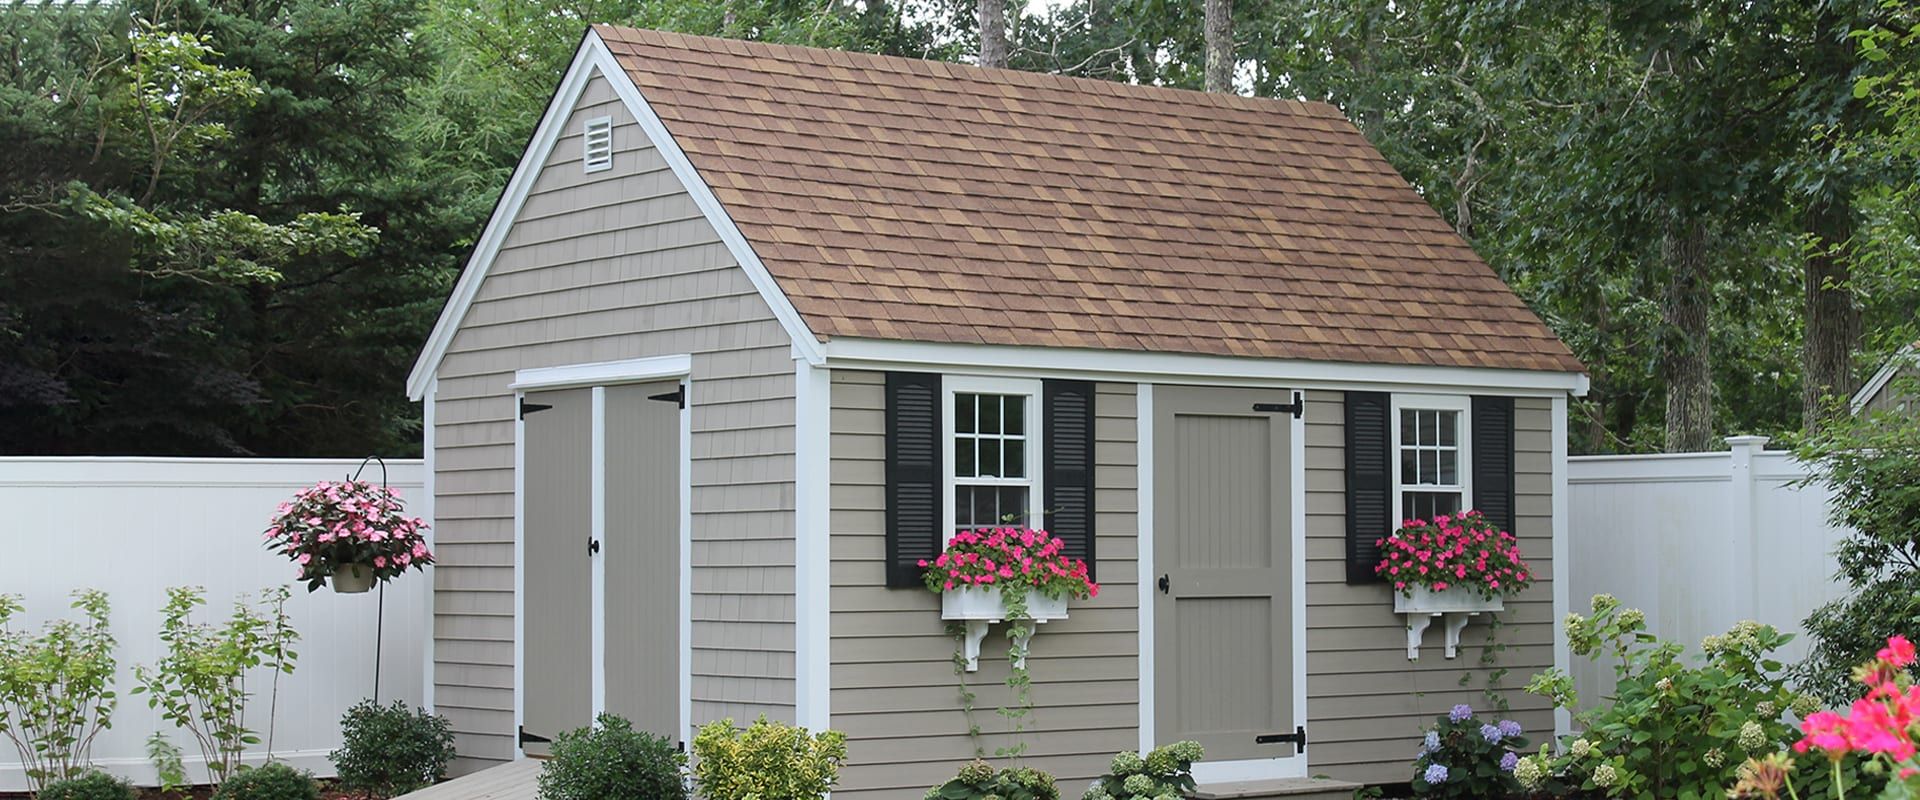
[590,30,824,368]
[405,34,823,400]
[420,378,438,714]
[1850,342,1917,413]
[512,391,528,760]
[1135,383,1155,755]
[678,378,694,745]
[793,361,832,732]
[1550,394,1572,738]
[590,387,608,717]
[1290,396,1308,769]
[821,339,1590,397]
[511,354,692,391]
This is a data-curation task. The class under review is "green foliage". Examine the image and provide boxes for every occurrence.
[0,589,118,794]
[37,770,138,800]
[146,731,189,795]
[132,586,298,788]
[925,759,1061,800]
[536,713,687,800]
[330,699,455,798]
[1516,595,1802,800]
[692,715,847,800]
[209,762,320,800]
[1080,741,1202,800]
[1408,709,1527,800]
[1792,388,1920,703]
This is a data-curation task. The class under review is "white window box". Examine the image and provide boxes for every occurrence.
[940,587,1067,671]
[1395,586,1503,660]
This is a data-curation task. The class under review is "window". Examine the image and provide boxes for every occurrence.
[1392,394,1471,523]
[583,116,613,173]
[944,377,1042,534]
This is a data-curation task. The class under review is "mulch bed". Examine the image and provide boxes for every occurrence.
[1,781,359,800]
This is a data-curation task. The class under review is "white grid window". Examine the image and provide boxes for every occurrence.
[1392,395,1471,523]
[944,377,1042,534]
[583,117,613,173]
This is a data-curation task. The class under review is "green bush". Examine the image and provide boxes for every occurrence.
[536,713,687,800]
[0,590,118,793]
[133,586,299,786]
[1514,595,1804,799]
[1081,741,1203,800]
[692,716,847,800]
[925,759,1061,800]
[1407,708,1528,799]
[330,699,455,797]
[37,770,137,800]
[210,762,320,800]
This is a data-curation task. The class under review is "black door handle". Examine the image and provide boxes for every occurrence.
[1157,574,1170,594]
[588,539,601,556]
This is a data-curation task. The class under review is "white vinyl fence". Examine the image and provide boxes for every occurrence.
[1567,436,1851,703]
[0,458,429,791]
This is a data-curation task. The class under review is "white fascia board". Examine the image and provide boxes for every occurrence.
[1850,342,1917,414]
[510,354,692,391]
[405,32,823,400]
[820,338,1590,397]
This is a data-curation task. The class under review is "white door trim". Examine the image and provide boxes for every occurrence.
[512,392,527,760]
[590,387,608,717]
[1136,384,1156,755]
[511,354,693,392]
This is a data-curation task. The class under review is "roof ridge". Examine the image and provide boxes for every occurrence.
[592,23,1344,121]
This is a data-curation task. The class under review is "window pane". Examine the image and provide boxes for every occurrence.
[957,394,977,434]
[1004,440,1025,478]
[973,487,998,528]
[956,437,976,477]
[1438,450,1458,485]
[998,486,1030,526]
[980,394,1002,434]
[1438,411,1458,446]
[979,439,1002,478]
[1402,491,1463,521]
[1426,411,1446,446]
[1005,397,1026,435]
[1420,449,1438,484]
[1400,410,1416,445]
[955,486,975,529]
[1401,448,1417,484]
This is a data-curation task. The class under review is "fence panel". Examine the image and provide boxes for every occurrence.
[0,457,428,791]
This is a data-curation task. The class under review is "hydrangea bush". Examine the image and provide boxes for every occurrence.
[1373,510,1533,599]
[1513,595,1803,798]
[1081,741,1203,800]
[920,528,1097,602]
[1409,705,1528,799]
[925,759,1061,800]
[264,479,432,592]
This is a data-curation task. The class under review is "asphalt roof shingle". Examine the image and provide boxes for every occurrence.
[595,25,1585,373]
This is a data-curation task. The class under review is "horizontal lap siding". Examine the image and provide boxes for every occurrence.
[431,71,795,772]
[1303,392,1556,783]
[828,372,1139,798]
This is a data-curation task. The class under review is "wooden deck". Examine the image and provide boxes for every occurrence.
[396,759,542,800]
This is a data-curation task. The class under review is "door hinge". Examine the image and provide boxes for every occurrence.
[1252,391,1305,419]
[1256,725,1307,752]
[518,726,552,746]
[519,399,553,419]
[588,538,601,556]
[649,386,686,409]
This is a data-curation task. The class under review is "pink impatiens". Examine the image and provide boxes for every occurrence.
[1373,510,1533,600]
[920,527,1098,602]
[265,479,432,591]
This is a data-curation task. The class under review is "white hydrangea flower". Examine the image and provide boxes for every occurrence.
[1570,738,1594,759]
[1513,756,1546,789]
[1592,763,1620,789]
[1756,701,1777,718]
[1738,720,1767,751]
[1704,748,1726,769]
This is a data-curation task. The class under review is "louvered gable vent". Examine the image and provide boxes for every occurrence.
[583,116,613,173]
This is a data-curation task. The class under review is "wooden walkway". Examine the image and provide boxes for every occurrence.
[395,759,542,800]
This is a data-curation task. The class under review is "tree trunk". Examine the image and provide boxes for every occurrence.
[1661,218,1714,453]
[978,0,1008,69]
[1204,0,1232,93]
[1802,196,1859,430]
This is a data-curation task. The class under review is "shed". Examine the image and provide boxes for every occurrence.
[407,25,1588,796]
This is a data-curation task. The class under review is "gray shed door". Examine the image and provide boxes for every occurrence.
[522,387,593,755]
[602,382,681,741]
[1153,385,1296,761]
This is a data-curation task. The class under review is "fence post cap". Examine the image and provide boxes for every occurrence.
[1724,435,1771,449]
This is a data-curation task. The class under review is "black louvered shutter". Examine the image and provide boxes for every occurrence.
[1044,380,1097,582]
[1345,391,1392,584]
[1471,396,1516,535]
[886,372,943,588]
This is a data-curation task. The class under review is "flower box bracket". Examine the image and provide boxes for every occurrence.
[942,588,1067,672]
[1396,587,1504,660]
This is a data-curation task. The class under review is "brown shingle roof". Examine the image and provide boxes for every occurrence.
[595,25,1584,373]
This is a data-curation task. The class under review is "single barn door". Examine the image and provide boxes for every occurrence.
[521,388,594,756]
[602,381,683,741]
[1153,385,1297,762]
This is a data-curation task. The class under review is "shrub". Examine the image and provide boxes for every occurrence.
[693,716,847,800]
[536,713,687,800]
[1514,594,1802,799]
[330,699,455,797]
[38,770,137,800]
[1081,741,1203,800]
[210,762,320,800]
[1407,706,1528,799]
[133,586,299,787]
[0,590,118,793]
[925,759,1061,800]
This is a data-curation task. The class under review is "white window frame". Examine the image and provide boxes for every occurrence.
[942,375,1044,536]
[583,116,613,173]
[1390,393,1472,524]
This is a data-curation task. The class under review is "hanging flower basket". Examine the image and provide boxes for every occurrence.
[265,479,433,593]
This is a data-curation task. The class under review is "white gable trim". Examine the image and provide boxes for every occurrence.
[405,31,823,400]
[1850,342,1918,414]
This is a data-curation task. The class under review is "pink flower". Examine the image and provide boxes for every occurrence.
[1881,635,1917,668]
[374,556,387,569]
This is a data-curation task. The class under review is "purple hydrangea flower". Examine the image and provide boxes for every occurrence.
[1422,731,1441,753]
[1449,704,1474,722]
[1500,751,1520,772]
[1480,723,1504,743]
[1498,719,1524,738]
[1424,764,1449,784]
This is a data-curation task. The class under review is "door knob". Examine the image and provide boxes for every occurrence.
[1157,574,1170,594]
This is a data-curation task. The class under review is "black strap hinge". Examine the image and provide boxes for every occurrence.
[1252,391,1305,419]
[519,399,553,419]
[649,386,686,409]
[518,726,551,746]
[1255,725,1307,751]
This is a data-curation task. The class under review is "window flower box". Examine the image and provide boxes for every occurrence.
[941,587,1068,622]
[921,528,1096,671]
[1394,585,1505,616]
[1375,510,1533,660]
